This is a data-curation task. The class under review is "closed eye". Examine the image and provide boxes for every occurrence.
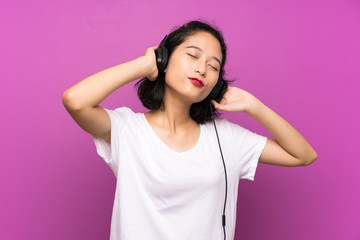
[187,53,198,59]
[209,64,218,72]
[187,53,218,71]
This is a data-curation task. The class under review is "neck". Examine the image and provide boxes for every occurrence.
[146,87,197,134]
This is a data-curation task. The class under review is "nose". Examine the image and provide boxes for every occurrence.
[194,59,207,77]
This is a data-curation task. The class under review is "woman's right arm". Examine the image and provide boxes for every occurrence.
[62,47,158,143]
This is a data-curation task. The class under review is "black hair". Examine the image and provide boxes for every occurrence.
[135,20,232,124]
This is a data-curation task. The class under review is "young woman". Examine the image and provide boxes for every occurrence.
[62,20,317,240]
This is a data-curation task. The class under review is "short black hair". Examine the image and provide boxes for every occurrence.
[135,20,232,124]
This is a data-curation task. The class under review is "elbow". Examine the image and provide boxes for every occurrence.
[62,90,83,111]
[303,151,318,166]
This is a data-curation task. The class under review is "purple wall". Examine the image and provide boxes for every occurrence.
[1,0,359,239]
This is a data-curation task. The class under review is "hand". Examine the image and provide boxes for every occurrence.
[143,46,159,81]
[211,86,260,114]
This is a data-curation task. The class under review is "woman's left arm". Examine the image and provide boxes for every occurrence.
[212,87,317,167]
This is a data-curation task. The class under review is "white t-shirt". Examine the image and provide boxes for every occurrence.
[92,107,267,240]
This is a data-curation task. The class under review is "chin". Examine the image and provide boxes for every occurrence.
[188,94,209,105]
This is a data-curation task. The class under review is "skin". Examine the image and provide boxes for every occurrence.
[145,31,317,166]
[144,31,222,153]
[62,30,317,167]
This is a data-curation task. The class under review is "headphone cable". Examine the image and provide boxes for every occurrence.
[210,102,228,240]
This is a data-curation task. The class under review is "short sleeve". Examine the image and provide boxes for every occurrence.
[92,107,133,176]
[226,120,267,181]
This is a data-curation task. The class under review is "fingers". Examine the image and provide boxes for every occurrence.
[212,99,229,111]
[211,100,220,109]
[144,46,159,56]
[147,46,159,53]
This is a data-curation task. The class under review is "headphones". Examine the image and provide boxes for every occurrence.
[155,34,229,240]
[155,35,226,101]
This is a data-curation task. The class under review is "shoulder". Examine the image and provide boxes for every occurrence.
[113,106,135,114]
[204,117,259,138]
[205,117,246,131]
[103,106,141,125]
[108,106,138,117]
[219,118,247,132]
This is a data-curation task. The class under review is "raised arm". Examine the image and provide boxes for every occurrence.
[212,87,317,167]
[62,47,158,143]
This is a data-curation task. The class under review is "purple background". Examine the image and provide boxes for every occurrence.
[1,0,359,239]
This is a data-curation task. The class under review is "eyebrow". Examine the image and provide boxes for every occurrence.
[185,45,221,65]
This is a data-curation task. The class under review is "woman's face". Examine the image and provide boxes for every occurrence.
[164,31,222,104]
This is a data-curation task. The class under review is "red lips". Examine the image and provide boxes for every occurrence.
[189,77,203,87]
